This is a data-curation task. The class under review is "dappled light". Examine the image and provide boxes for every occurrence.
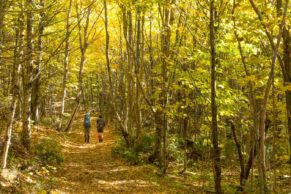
[1,0,291,193]
[30,118,196,193]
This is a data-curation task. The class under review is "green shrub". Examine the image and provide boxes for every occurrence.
[168,135,181,162]
[35,139,64,165]
[112,134,157,165]
[112,141,139,164]
[134,134,155,153]
[40,116,58,126]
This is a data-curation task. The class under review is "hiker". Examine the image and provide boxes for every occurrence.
[84,112,91,143]
[97,115,105,143]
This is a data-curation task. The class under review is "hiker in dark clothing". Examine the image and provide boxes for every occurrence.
[97,115,105,143]
[84,112,91,143]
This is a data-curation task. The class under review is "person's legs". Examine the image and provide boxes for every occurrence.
[98,132,103,143]
[85,128,90,143]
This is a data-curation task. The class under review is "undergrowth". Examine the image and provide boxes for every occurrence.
[112,133,155,165]
[35,138,64,165]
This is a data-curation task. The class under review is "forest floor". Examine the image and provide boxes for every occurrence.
[1,113,290,193]
[30,114,198,194]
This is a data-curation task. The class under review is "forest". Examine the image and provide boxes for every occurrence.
[0,0,290,193]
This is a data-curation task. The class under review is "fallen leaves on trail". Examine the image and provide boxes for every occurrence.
[0,115,198,193]
[44,116,197,194]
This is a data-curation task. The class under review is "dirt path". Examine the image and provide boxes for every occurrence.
[48,115,195,194]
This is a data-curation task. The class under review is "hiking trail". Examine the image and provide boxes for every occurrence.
[38,114,197,194]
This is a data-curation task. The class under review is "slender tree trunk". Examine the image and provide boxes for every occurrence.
[58,0,72,130]
[65,2,92,132]
[79,4,90,110]
[0,0,7,96]
[229,121,245,186]
[277,0,291,169]
[64,96,81,132]
[271,73,278,192]
[181,117,188,174]
[277,0,291,182]
[31,0,45,124]
[2,100,17,169]
[127,9,133,143]
[22,0,35,150]
[120,5,133,144]
[135,3,142,141]
[1,18,22,168]
[210,0,222,193]
[104,0,112,106]
[159,0,175,174]
[120,7,128,137]
[18,1,25,121]
[249,1,289,192]
[105,1,131,145]
[232,1,258,188]
[0,0,7,59]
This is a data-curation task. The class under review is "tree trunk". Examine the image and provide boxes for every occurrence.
[210,0,222,193]
[126,8,133,143]
[65,2,92,132]
[249,0,289,192]
[104,0,112,107]
[18,1,25,121]
[277,0,291,168]
[58,0,72,130]
[180,118,188,174]
[31,0,45,124]
[232,1,260,188]
[1,17,22,168]
[0,0,7,60]
[229,121,245,186]
[282,0,291,178]
[90,76,94,107]
[64,94,81,132]
[157,0,176,174]
[22,0,35,151]
[0,0,7,98]
[135,3,142,142]
[120,5,133,145]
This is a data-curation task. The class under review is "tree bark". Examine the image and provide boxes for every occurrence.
[277,0,291,168]
[104,0,112,104]
[135,2,142,142]
[1,14,22,168]
[58,0,73,130]
[210,0,222,193]
[58,0,72,130]
[22,0,35,151]
[232,2,260,188]
[65,1,92,132]
[126,8,133,143]
[249,1,289,192]
[0,0,7,59]
[31,0,45,124]
[0,0,7,98]
[229,121,245,186]
[105,1,133,145]
[158,0,174,174]
[282,0,291,179]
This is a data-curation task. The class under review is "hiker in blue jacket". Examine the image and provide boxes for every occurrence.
[84,112,91,143]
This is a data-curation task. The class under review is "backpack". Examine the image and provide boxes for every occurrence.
[84,114,91,128]
[97,118,105,129]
